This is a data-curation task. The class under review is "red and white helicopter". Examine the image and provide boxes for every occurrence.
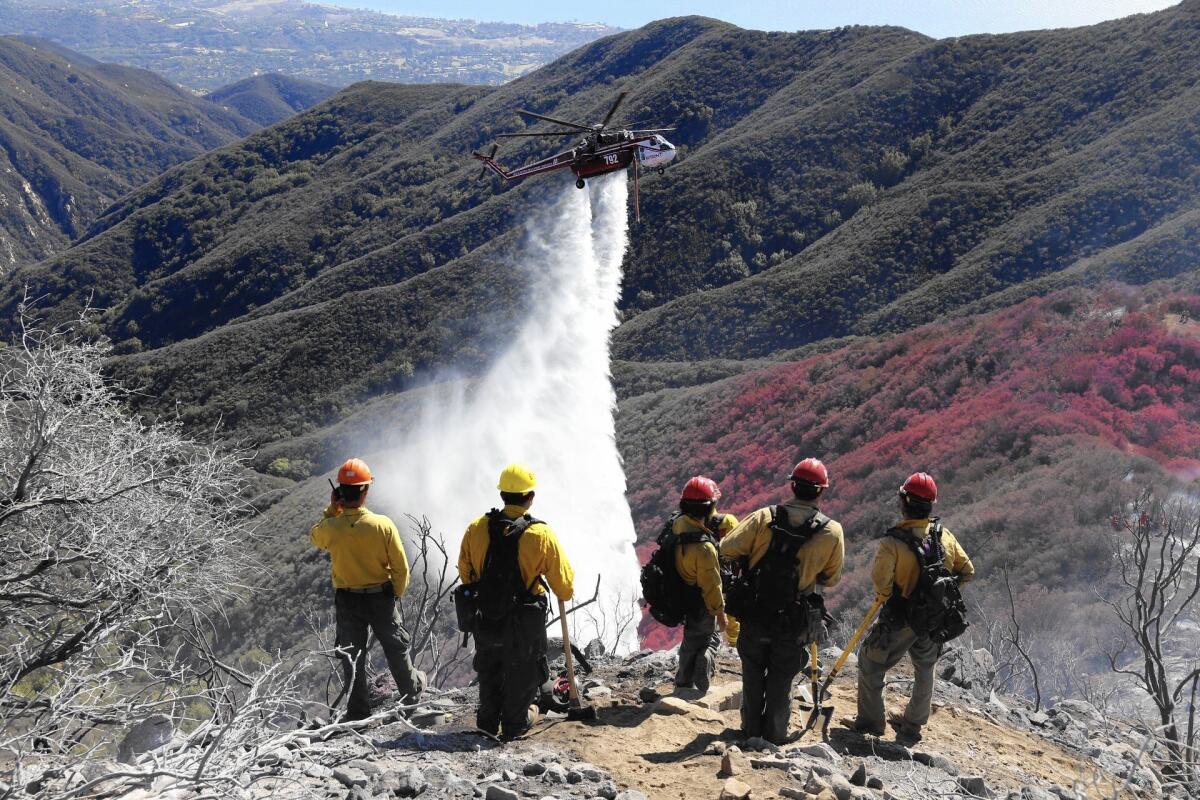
[472,92,676,220]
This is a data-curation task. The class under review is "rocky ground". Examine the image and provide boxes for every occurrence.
[21,641,1181,800]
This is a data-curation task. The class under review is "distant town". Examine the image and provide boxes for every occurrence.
[0,0,618,87]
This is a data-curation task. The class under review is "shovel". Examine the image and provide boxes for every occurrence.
[557,597,599,722]
[796,640,834,741]
[795,597,884,741]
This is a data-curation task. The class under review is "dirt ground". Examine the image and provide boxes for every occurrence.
[526,662,1132,800]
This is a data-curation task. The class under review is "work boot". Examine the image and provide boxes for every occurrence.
[844,716,885,737]
[500,705,540,742]
[409,669,429,703]
[888,712,923,742]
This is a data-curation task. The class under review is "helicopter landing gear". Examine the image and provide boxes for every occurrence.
[657,167,665,175]
[576,178,586,189]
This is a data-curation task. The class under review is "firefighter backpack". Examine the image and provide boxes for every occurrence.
[724,506,828,630]
[888,520,969,643]
[640,515,715,627]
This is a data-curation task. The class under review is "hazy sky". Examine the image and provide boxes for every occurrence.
[321,0,1177,37]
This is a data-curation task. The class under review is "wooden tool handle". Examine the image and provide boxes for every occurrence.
[558,597,580,702]
[821,598,883,693]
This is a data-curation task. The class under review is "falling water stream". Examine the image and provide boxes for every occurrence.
[373,173,641,650]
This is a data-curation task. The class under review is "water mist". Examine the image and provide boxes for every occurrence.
[372,173,641,651]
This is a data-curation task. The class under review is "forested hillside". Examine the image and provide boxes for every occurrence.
[205,74,337,126]
[619,280,1200,646]
[7,6,1200,433]
[0,36,257,266]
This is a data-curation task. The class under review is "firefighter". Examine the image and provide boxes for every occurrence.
[310,458,426,721]
[458,464,574,740]
[719,458,845,744]
[672,476,738,692]
[851,472,975,742]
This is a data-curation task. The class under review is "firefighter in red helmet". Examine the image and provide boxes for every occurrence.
[720,458,845,744]
[850,472,975,743]
[668,476,739,692]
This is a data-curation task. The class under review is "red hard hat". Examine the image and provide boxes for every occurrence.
[790,458,829,488]
[681,476,721,502]
[900,472,938,502]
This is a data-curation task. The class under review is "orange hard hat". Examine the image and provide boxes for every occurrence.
[337,458,373,486]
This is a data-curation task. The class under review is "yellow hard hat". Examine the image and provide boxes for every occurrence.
[498,463,537,494]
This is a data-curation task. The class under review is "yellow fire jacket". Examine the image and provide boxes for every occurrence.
[673,512,738,616]
[458,504,575,602]
[719,499,845,592]
[870,518,975,601]
[310,505,410,596]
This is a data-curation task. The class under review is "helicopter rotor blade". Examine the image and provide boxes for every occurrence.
[517,109,592,131]
[496,130,582,138]
[599,92,627,129]
[629,128,676,134]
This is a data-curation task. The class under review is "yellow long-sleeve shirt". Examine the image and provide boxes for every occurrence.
[870,518,975,601]
[673,512,738,616]
[310,505,410,596]
[458,504,575,602]
[719,499,844,592]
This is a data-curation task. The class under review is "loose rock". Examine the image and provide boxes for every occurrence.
[826,773,853,800]
[720,749,747,777]
[333,766,369,789]
[542,765,568,784]
[790,742,841,764]
[958,775,992,798]
[484,787,519,800]
[719,777,753,800]
[395,767,427,797]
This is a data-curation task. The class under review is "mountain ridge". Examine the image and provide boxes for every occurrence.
[204,73,338,125]
[0,35,258,266]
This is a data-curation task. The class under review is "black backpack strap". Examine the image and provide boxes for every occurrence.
[484,510,543,595]
[765,505,818,560]
[928,519,945,561]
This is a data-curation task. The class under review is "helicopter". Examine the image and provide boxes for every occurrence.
[471,92,675,220]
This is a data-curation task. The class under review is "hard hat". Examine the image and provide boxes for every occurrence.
[900,472,938,502]
[790,458,829,488]
[498,463,537,494]
[337,458,373,486]
[681,476,721,502]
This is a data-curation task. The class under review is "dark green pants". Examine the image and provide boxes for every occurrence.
[736,619,808,744]
[676,610,718,691]
[473,598,549,738]
[335,587,422,720]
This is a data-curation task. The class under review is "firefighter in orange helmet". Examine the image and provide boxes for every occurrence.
[310,458,426,720]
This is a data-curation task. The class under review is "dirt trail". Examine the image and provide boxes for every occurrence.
[529,666,1131,799]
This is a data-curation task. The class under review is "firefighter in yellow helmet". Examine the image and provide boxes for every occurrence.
[310,458,426,721]
[457,464,574,740]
